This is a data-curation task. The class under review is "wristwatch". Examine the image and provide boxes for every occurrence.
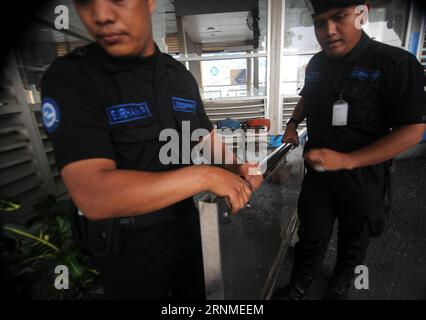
[286,117,300,128]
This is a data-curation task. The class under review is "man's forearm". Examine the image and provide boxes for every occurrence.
[347,124,426,169]
[64,164,209,220]
[291,97,306,123]
[305,124,425,171]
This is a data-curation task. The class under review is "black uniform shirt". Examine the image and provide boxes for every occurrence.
[41,43,213,172]
[41,43,213,223]
[300,32,426,153]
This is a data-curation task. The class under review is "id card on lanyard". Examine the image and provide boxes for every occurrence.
[332,94,349,126]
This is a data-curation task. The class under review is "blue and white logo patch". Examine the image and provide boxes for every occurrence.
[42,97,61,133]
[172,97,197,113]
[351,68,381,81]
[107,103,152,125]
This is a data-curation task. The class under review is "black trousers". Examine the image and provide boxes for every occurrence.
[92,207,206,300]
[294,169,374,280]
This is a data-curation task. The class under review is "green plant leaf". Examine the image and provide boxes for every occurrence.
[2,226,60,252]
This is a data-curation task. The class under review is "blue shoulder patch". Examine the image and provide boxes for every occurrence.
[107,103,152,125]
[172,97,197,113]
[42,97,61,133]
[351,68,381,81]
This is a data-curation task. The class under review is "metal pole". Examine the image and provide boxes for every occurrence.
[266,0,285,135]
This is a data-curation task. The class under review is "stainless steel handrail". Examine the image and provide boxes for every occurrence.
[210,128,307,221]
[261,128,307,179]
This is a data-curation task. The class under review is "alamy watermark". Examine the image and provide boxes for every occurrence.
[354,265,369,290]
[54,5,69,30]
[158,122,268,175]
[54,265,69,290]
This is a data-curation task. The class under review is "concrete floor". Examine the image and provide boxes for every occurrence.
[275,156,426,300]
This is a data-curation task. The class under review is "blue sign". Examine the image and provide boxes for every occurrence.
[172,97,197,113]
[351,68,381,81]
[107,102,152,125]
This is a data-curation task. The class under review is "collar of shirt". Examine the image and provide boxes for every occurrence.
[98,42,166,73]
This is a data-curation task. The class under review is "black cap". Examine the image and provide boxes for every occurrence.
[309,0,366,16]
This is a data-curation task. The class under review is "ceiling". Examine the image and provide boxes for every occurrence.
[184,11,253,45]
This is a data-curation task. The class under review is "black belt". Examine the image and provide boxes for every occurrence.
[118,209,175,227]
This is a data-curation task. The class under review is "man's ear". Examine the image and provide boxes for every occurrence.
[361,4,370,21]
[354,4,369,29]
[147,0,157,14]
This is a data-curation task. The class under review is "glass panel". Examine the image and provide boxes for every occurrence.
[200,56,267,99]
[281,54,313,96]
[258,0,268,53]
[283,0,320,52]
[365,0,410,47]
[150,0,270,100]
[283,0,410,51]
[198,141,306,299]
[155,0,268,56]
[281,0,411,96]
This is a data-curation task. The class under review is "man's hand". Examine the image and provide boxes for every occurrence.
[205,167,253,214]
[304,149,353,172]
[238,163,264,192]
[282,123,299,146]
[305,124,426,172]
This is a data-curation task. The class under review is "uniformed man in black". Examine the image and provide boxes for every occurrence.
[274,0,426,300]
[41,0,262,299]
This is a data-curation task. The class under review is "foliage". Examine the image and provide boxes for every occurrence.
[0,196,102,299]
